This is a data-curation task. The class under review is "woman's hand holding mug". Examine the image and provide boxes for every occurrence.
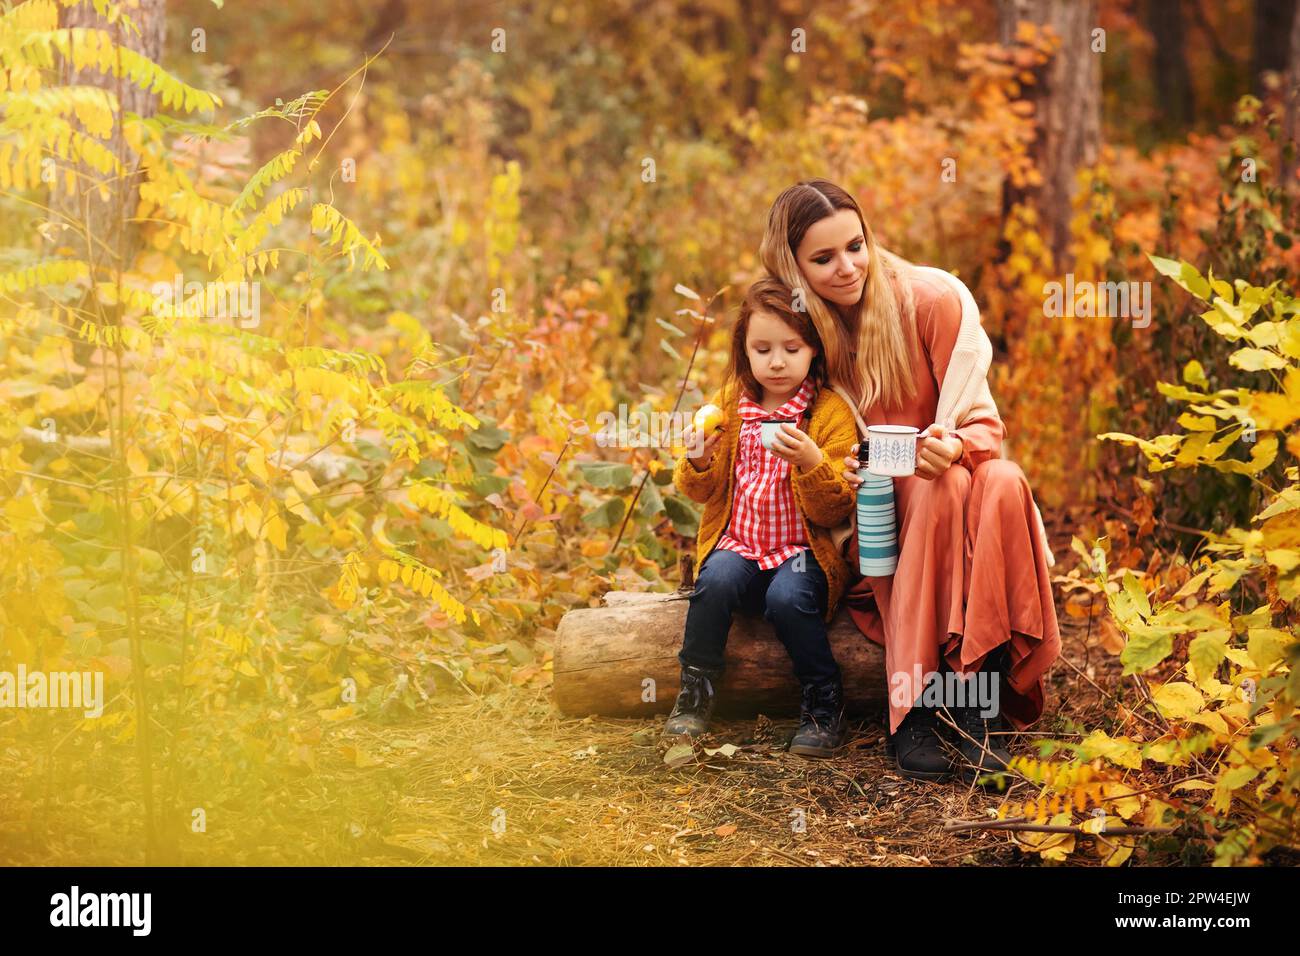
[842,424,962,485]
[914,422,963,481]
[842,443,865,488]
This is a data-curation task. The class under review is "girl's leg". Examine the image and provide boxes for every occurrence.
[678,548,761,674]
[763,550,837,685]
[665,548,761,737]
[765,550,844,757]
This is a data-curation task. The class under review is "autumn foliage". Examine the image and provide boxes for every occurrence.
[0,0,1297,865]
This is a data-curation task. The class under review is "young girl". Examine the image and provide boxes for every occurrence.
[665,276,859,757]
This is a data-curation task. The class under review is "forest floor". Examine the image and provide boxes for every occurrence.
[362,613,1103,866]
[0,519,1157,867]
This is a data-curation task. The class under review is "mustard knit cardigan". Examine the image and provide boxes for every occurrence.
[672,380,859,623]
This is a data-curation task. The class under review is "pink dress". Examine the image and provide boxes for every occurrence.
[843,271,1062,736]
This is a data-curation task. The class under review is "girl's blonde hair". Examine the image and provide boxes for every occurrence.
[722,276,827,407]
[758,179,918,417]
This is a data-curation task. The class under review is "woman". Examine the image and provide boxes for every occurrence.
[758,178,1061,786]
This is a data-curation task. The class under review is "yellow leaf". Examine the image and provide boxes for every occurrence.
[284,487,313,521]
[340,744,381,768]
[242,499,263,537]
[1247,628,1293,669]
[1099,840,1134,867]
[3,494,45,535]
[126,445,148,476]
[1265,549,1300,573]
[1188,710,1230,735]
[245,446,269,481]
[1014,811,1076,861]
[1099,782,1141,820]
[266,513,288,551]
[1078,729,1143,770]
[1150,681,1204,720]
[292,468,320,497]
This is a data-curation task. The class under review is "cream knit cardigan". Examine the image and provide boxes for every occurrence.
[837,265,1055,567]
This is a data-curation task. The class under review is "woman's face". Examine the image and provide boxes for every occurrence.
[794,208,869,309]
[745,309,816,401]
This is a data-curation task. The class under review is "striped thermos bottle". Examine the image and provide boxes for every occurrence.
[856,464,898,577]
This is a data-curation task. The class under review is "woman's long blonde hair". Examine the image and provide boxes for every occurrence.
[758,179,918,417]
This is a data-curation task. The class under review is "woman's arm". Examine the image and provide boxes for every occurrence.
[919,286,1005,470]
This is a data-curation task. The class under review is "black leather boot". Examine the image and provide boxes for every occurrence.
[886,705,955,781]
[662,664,721,737]
[948,702,1013,786]
[943,649,1013,785]
[788,676,847,757]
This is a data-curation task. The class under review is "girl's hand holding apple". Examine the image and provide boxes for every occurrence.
[683,423,722,471]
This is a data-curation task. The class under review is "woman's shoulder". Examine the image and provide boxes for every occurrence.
[904,266,962,316]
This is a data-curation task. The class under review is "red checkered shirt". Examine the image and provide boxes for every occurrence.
[714,377,816,569]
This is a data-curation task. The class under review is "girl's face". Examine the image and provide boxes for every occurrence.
[794,208,869,309]
[745,308,816,402]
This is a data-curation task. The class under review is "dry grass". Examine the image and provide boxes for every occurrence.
[361,612,1111,866]
[0,561,1181,867]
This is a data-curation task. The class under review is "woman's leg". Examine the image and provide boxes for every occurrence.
[877,463,972,736]
[943,458,1061,731]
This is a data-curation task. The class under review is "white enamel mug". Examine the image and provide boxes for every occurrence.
[866,424,920,476]
[760,418,796,452]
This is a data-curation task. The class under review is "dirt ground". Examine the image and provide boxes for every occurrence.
[362,614,1101,867]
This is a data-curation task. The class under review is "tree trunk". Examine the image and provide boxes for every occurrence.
[1142,0,1195,137]
[1255,0,1298,95]
[996,0,1101,270]
[52,0,166,272]
[553,591,886,718]
[1284,0,1300,188]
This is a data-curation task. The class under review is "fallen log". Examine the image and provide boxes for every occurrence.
[553,590,886,718]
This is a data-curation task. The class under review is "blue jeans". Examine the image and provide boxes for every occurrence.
[678,547,839,685]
